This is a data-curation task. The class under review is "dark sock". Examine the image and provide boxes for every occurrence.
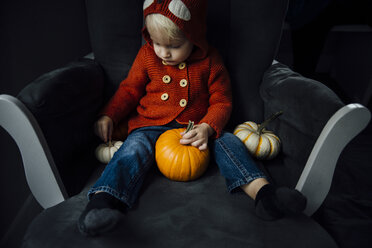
[78,192,125,236]
[255,184,307,221]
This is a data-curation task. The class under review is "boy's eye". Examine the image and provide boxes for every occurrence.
[152,41,182,49]
[171,42,185,49]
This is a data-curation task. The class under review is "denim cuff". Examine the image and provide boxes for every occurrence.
[88,186,132,208]
[227,173,267,193]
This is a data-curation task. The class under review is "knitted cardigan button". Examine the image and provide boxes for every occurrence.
[179,79,188,87]
[179,99,187,107]
[161,93,169,101]
[162,75,171,84]
[178,62,186,70]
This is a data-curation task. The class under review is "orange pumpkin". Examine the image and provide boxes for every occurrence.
[155,122,210,182]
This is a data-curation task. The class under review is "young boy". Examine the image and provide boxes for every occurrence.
[78,0,307,236]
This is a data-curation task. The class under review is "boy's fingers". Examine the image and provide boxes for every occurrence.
[101,125,107,143]
[180,137,191,145]
[180,136,197,145]
[94,116,114,143]
[108,131,112,142]
[180,137,207,149]
[191,139,204,148]
[108,124,113,142]
[102,124,111,143]
[198,143,208,151]
[182,129,197,139]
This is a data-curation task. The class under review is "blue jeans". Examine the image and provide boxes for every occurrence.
[88,124,266,208]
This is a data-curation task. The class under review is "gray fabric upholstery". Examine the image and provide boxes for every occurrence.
[85,0,144,100]
[226,0,289,125]
[17,59,105,195]
[22,165,337,248]
[260,63,344,187]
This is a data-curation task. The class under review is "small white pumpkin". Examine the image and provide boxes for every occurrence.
[234,112,282,160]
[95,141,123,164]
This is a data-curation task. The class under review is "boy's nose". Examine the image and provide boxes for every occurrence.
[160,48,171,58]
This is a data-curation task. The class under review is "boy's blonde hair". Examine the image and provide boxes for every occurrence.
[145,14,185,42]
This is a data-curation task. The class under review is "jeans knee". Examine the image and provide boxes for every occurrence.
[124,133,155,156]
[213,132,242,151]
[218,132,236,141]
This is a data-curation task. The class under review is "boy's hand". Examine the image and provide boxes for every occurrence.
[94,115,113,143]
[180,123,214,151]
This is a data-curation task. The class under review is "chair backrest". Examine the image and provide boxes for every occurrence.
[86,0,289,126]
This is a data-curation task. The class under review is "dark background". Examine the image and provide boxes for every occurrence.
[0,0,91,247]
[0,0,371,247]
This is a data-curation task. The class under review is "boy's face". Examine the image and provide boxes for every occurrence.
[147,27,194,66]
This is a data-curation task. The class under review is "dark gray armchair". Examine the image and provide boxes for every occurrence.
[0,0,370,247]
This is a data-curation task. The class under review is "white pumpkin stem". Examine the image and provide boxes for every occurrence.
[108,140,112,147]
[185,120,194,133]
[257,111,283,135]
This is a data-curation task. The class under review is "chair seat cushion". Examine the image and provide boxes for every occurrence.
[22,165,337,248]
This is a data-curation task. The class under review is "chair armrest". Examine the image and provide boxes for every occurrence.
[15,58,105,203]
[0,95,68,209]
[296,103,370,215]
[260,62,371,215]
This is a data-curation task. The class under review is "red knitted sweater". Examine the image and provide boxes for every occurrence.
[102,43,232,138]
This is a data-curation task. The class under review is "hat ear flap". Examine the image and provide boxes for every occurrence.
[143,0,155,10]
[168,0,191,21]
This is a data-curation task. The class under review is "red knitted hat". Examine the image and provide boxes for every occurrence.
[142,0,209,60]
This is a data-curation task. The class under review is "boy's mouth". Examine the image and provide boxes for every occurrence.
[163,60,177,65]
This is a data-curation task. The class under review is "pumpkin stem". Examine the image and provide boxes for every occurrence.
[257,111,283,135]
[185,120,194,133]
[108,140,112,147]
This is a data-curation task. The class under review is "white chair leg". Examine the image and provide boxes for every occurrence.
[296,103,371,216]
[0,94,67,209]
